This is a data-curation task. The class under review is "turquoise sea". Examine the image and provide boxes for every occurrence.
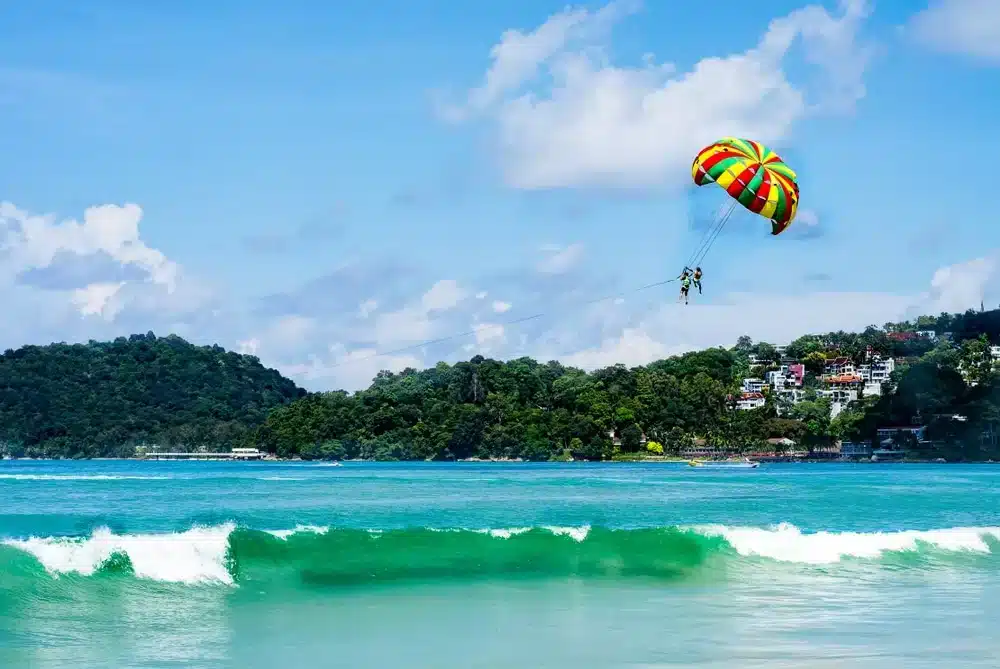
[2,461,1000,668]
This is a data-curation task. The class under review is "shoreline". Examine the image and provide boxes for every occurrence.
[2,455,998,464]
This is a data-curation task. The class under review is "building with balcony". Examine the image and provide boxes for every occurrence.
[736,392,766,411]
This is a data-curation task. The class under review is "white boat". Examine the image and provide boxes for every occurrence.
[688,457,759,469]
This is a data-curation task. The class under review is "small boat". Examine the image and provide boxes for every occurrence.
[688,457,759,469]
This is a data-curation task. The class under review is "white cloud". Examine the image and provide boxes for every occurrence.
[283,345,423,394]
[71,281,126,319]
[373,306,434,347]
[563,328,669,369]
[909,0,1000,62]
[421,279,466,311]
[451,0,641,119]
[0,201,178,290]
[446,0,871,189]
[240,278,478,388]
[268,315,316,344]
[537,243,584,274]
[359,299,378,319]
[237,338,261,356]
[474,322,505,345]
[919,256,996,315]
[0,201,208,336]
[556,290,913,371]
[492,300,512,313]
[559,256,1000,371]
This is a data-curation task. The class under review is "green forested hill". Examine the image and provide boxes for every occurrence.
[0,333,305,458]
[5,308,1000,460]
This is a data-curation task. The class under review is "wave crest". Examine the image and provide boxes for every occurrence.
[3,523,999,590]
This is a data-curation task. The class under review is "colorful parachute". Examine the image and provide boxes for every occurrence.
[691,138,800,235]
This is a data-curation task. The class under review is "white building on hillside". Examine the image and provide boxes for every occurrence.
[736,392,766,411]
[858,356,895,397]
[824,357,857,377]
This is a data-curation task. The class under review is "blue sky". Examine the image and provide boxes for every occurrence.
[1,0,998,390]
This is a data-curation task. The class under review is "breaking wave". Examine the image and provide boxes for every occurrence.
[2,523,999,593]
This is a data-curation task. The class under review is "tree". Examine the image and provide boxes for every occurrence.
[960,334,994,386]
[11,305,1000,462]
[802,352,827,376]
[734,335,754,356]
[0,334,304,457]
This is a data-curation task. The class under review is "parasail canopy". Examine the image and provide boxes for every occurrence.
[691,137,800,235]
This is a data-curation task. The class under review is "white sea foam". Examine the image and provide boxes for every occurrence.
[265,525,330,540]
[4,524,235,584]
[544,525,591,542]
[692,522,1000,564]
[7,523,999,586]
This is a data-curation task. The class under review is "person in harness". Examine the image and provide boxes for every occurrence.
[693,266,703,294]
[678,269,691,305]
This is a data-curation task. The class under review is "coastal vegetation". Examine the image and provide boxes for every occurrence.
[3,310,1000,461]
[0,333,304,458]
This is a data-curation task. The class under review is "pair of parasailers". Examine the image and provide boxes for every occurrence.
[678,267,702,305]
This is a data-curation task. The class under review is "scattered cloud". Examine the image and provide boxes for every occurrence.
[241,206,347,254]
[443,0,872,190]
[72,282,127,319]
[0,201,210,326]
[5,202,988,392]
[913,256,997,316]
[803,271,832,283]
[0,202,177,290]
[908,0,1000,63]
[421,279,467,311]
[15,250,149,290]
[537,242,584,274]
[282,345,424,394]
[359,299,378,319]
[253,259,418,320]
[781,209,825,240]
[553,290,912,372]
[473,322,505,346]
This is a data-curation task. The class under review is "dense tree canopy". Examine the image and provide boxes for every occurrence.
[5,308,1000,461]
[0,333,304,458]
[249,309,1000,462]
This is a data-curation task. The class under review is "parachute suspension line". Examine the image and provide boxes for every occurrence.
[691,202,736,268]
[685,198,737,270]
[682,200,732,270]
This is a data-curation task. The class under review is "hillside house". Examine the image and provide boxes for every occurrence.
[736,392,766,411]
[823,357,857,377]
[858,356,895,397]
[765,364,805,391]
